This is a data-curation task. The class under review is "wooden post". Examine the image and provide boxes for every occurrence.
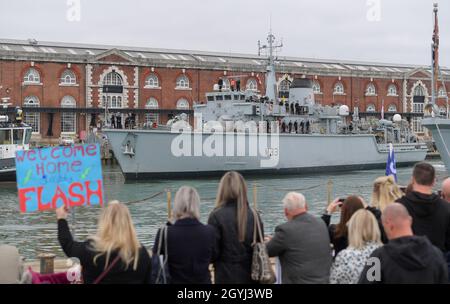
[38,253,56,274]
[327,179,333,206]
[253,183,257,210]
[167,190,172,220]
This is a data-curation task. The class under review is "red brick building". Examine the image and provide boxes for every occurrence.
[0,38,449,141]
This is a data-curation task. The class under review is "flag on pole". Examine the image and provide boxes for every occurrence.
[381,99,384,120]
[386,143,397,182]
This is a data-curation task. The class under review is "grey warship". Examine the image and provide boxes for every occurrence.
[104,33,427,180]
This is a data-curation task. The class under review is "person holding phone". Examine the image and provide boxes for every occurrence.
[321,196,364,258]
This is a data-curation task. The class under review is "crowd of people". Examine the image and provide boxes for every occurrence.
[1,162,450,284]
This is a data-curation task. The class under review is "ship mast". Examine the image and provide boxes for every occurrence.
[431,3,439,105]
[258,28,283,102]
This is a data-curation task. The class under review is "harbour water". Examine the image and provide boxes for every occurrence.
[0,160,448,260]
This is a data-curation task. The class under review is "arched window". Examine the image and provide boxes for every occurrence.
[333,82,344,95]
[61,96,76,133]
[312,81,321,94]
[387,84,398,96]
[104,71,123,86]
[176,98,189,109]
[387,104,397,112]
[145,98,159,125]
[414,84,425,97]
[24,96,40,133]
[438,86,447,97]
[23,68,40,84]
[366,83,376,96]
[246,78,258,91]
[60,70,76,85]
[176,75,190,89]
[145,74,159,88]
[366,104,376,112]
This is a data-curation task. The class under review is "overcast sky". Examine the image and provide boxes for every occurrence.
[1,0,449,67]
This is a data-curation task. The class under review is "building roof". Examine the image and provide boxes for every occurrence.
[1,38,449,78]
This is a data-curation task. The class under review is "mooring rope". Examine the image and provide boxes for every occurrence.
[126,190,165,204]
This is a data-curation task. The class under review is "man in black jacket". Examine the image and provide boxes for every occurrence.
[396,162,450,252]
[359,203,448,284]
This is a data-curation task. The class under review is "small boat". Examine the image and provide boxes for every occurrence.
[0,99,33,181]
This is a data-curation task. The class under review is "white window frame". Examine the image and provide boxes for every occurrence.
[312,81,321,94]
[23,68,41,84]
[104,72,123,86]
[387,104,397,112]
[365,83,377,96]
[438,87,447,98]
[246,78,258,91]
[333,82,345,95]
[61,96,76,134]
[145,98,160,125]
[145,74,160,88]
[176,98,190,109]
[366,104,376,112]
[24,96,40,134]
[175,75,190,89]
[60,70,77,86]
[387,84,398,96]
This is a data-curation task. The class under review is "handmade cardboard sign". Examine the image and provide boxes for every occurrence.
[15,144,104,213]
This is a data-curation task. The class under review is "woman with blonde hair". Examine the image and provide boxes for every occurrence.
[371,175,403,212]
[329,209,382,284]
[152,186,215,284]
[56,201,151,284]
[208,171,263,284]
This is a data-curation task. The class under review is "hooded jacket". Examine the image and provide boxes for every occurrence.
[358,235,448,284]
[397,191,450,252]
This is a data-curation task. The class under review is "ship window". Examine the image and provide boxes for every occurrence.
[234,94,240,100]
[224,95,232,100]
[240,95,246,100]
[207,96,214,101]
[13,129,24,144]
[216,95,223,101]
[61,96,76,133]
[60,69,76,85]
[145,98,160,125]
[24,96,40,133]
[23,68,41,84]
[0,129,11,145]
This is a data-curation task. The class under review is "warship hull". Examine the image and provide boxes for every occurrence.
[104,130,427,180]
[422,118,450,174]
[0,157,16,182]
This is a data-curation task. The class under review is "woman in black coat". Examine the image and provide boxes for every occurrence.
[208,171,263,284]
[153,186,215,284]
[57,201,152,284]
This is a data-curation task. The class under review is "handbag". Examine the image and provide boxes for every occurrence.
[151,225,171,284]
[93,255,121,284]
[251,208,276,284]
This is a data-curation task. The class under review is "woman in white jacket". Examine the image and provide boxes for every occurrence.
[330,209,382,284]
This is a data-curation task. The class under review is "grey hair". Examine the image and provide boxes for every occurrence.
[282,192,306,211]
[173,186,201,220]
